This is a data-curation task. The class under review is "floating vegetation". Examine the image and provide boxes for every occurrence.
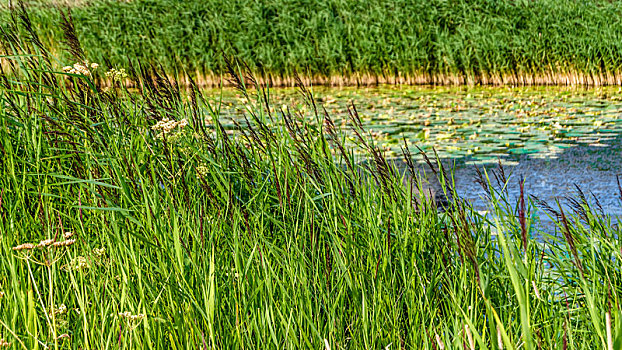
[209,85,622,162]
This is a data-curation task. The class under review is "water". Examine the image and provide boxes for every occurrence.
[208,84,622,224]
[447,138,622,233]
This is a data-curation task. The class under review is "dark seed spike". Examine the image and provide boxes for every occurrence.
[574,184,590,210]
[17,1,55,77]
[589,191,605,218]
[416,146,438,177]
[241,60,258,91]
[324,107,354,180]
[491,168,504,192]
[497,158,507,185]
[346,103,370,150]
[295,72,318,116]
[59,8,85,62]
[558,203,584,278]
[432,147,453,194]
[400,138,416,180]
[272,161,283,208]
[530,195,560,219]
[259,82,274,122]
[566,195,588,223]
[281,105,299,142]
[223,55,248,100]
[241,113,265,150]
[347,102,364,131]
[474,165,490,197]
[519,176,527,253]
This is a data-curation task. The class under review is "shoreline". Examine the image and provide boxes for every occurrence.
[115,71,622,88]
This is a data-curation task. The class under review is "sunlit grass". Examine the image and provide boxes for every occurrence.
[4,0,622,85]
[1,7,622,349]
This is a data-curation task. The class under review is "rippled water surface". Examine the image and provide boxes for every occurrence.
[209,85,622,224]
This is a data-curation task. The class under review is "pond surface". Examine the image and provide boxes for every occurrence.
[209,85,622,225]
[211,85,622,159]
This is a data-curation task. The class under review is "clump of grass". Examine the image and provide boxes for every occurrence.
[1,7,622,349]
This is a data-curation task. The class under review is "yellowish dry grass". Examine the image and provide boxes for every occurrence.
[150,71,622,88]
[3,55,620,87]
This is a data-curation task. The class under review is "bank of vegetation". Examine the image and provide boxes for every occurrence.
[5,0,622,85]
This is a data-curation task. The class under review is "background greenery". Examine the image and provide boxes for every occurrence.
[8,0,622,83]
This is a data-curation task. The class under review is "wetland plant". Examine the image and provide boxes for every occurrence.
[5,0,622,86]
[1,7,622,349]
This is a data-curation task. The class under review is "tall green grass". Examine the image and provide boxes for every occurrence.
[5,0,622,85]
[1,9,622,349]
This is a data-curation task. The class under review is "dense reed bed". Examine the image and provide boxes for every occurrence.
[2,8,622,349]
[5,0,622,86]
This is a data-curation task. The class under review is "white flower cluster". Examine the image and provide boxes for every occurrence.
[151,117,188,139]
[93,247,106,257]
[63,60,99,76]
[105,68,128,82]
[66,256,89,271]
[119,311,146,321]
[50,303,68,317]
[196,165,209,178]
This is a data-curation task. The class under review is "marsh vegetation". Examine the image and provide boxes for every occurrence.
[6,0,622,86]
[2,4,622,349]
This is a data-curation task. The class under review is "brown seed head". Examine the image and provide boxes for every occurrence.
[12,243,36,251]
[38,239,55,248]
[52,239,76,248]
